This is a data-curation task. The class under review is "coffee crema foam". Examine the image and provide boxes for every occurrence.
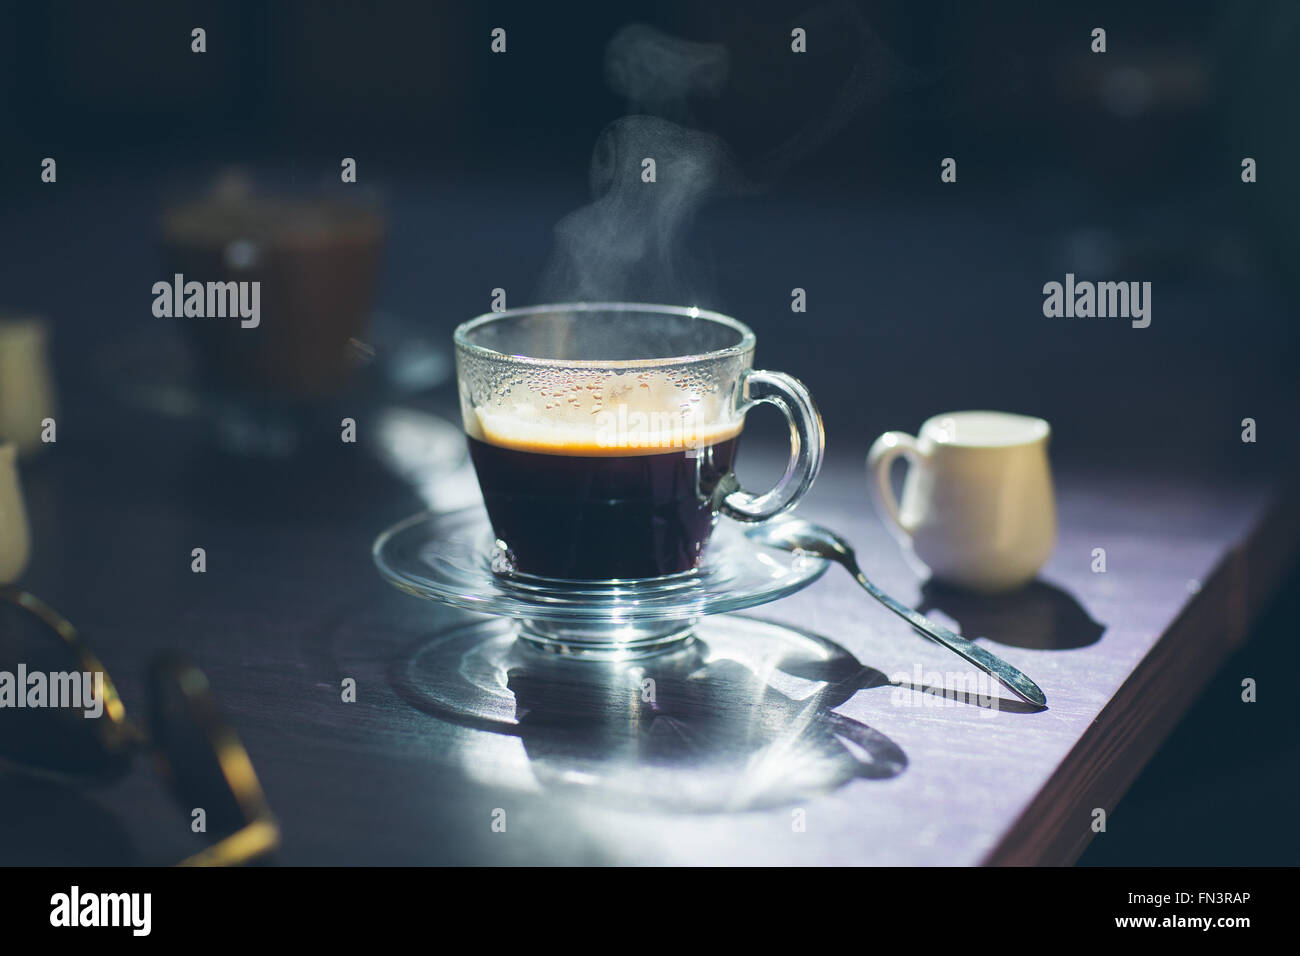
[465,371,741,457]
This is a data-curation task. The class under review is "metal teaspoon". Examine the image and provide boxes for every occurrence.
[746,515,1048,707]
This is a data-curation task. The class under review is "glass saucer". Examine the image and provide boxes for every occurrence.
[372,509,829,658]
[388,614,904,811]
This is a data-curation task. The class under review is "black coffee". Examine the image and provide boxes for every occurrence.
[468,434,740,580]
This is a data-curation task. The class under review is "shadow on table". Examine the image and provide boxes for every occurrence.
[397,618,909,813]
[917,578,1106,651]
[777,638,1050,714]
[177,442,422,524]
[0,775,141,865]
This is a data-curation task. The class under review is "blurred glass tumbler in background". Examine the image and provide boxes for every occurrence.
[159,183,384,401]
[0,315,58,456]
[0,442,30,583]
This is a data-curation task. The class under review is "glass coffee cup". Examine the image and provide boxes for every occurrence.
[455,303,824,581]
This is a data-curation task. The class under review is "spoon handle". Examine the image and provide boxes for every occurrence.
[850,568,1047,707]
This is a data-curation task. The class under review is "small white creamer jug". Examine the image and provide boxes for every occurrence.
[867,411,1056,593]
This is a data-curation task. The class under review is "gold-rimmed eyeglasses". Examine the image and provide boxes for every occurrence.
[0,586,279,866]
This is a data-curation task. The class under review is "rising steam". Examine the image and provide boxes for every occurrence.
[538,6,911,305]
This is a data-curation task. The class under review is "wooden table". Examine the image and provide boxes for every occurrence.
[6,412,1295,866]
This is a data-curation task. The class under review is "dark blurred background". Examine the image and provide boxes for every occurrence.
[0,0,1296,864]
[1,0,1297,470]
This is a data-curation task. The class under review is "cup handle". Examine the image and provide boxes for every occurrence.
[719,369,824,522]
[866,431,923,536]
